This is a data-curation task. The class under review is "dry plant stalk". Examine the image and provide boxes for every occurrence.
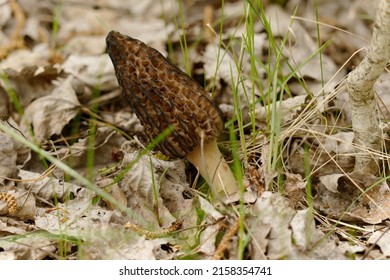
[347,0,390,174]
[106,31,239,199]
[124,220,182,239]
[212,219,240,260]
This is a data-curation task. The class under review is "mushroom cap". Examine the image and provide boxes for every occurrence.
[106,30,224,158]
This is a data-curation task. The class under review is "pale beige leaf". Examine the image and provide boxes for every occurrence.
[255,95,307,130]
[62,54,118,91]
[119,152,187,228]
[96,178,127,211]
[367,230,390,257]
[55,126,125,169]
[18,170,81,201]
[23,76,81,142]
[319,174,345,193]
[0,231,56,260]
[1,64,64,108]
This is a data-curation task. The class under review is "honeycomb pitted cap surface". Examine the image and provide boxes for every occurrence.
[106,30,224,158]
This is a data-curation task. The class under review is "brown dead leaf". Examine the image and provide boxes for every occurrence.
[285,172,306,206]
[287,132,355,177]
[248,192,346,259]
[314,171,390,224]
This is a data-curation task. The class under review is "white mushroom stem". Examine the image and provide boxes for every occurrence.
[186,139,239,197]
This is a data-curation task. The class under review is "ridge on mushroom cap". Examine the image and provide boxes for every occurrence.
[106,30,224,158]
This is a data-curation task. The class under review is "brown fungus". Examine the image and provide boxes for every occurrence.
[106,30,239,198]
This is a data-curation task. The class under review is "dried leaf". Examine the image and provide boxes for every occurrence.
[314,171,390,224]
[248,192,346,259]
[119,152,186,227]
[0,230,56,260]
[80,223,171,260]
[367,230,390,257]
[23,76,80,142]
[1,64,64,108]
[96,178,127,211]
[255,95,307,130]
[55,126,125,169]
[62,54,118,91]
[266,5,340,81]
[18,170,81,201]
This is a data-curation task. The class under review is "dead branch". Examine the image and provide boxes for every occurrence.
[347,0,390,174]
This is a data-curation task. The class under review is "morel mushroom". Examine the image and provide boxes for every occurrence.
[106,30,239,198]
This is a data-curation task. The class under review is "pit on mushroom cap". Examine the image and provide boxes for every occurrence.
[106,30,239,198]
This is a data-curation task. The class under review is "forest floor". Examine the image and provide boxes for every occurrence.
[0,0,389,260]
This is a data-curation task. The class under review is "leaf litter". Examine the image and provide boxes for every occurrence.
[0,0,390,260]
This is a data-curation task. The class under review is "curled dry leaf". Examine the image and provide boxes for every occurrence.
[18,170,81,202]
[55,126,126,170]
[62,54,118,91]
[23,76,80,142]
[314,171,390,224]
[1,64,64,109]
[367,230,390,257]
[248,192,346,259]
[119,151,192,227]
[95,178,127,211]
